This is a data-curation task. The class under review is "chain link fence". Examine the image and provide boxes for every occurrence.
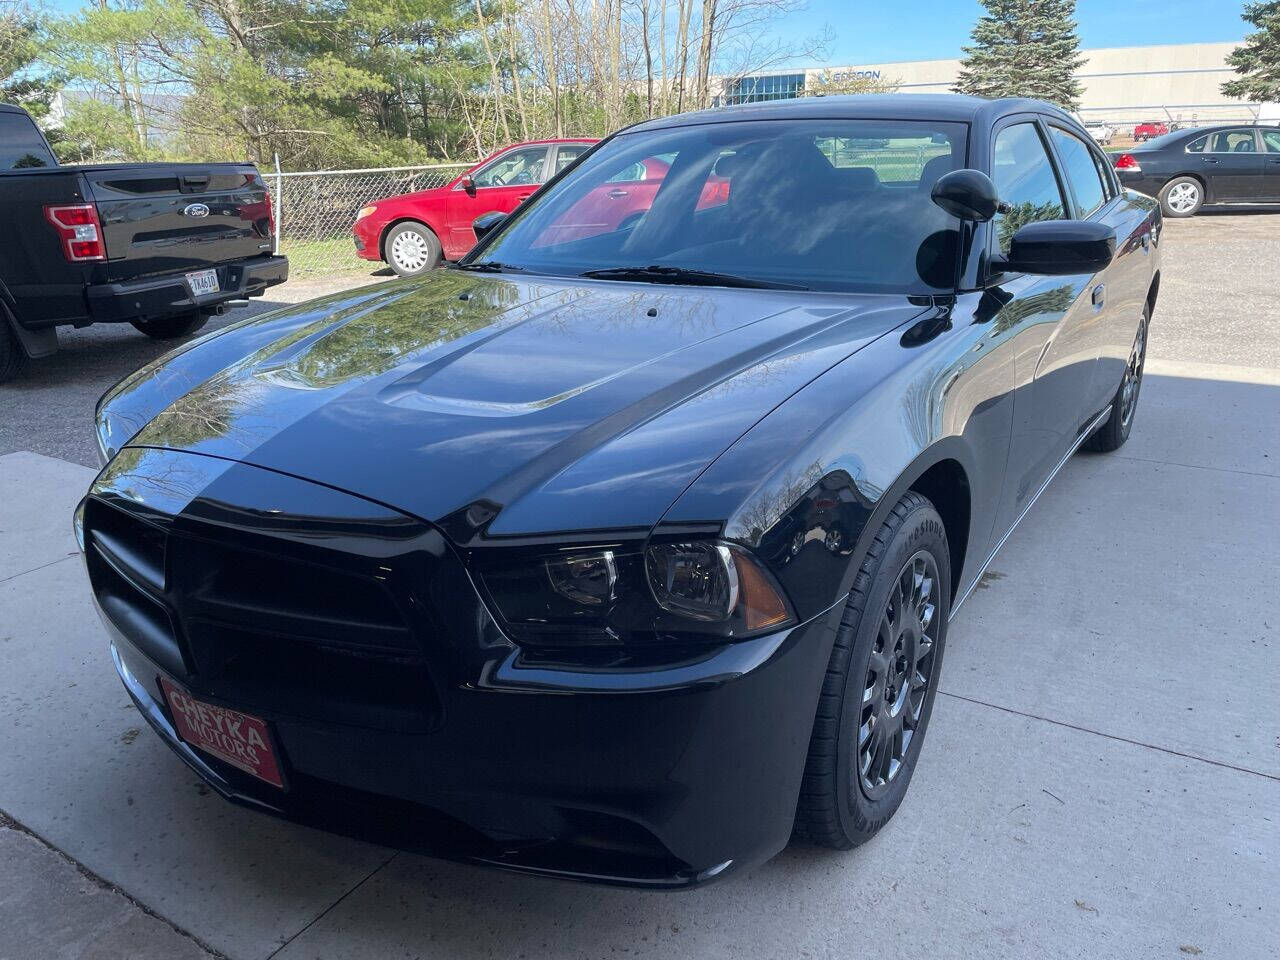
[268,163,472,278]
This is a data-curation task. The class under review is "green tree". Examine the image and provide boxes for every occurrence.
[1222,2,1280,103]
[1,1,59,119]
[954,0,1085,110]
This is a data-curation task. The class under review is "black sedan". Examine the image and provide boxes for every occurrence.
[1114,124,1280,217]
[80,95,1160,888]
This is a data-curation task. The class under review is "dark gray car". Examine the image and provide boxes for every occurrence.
[1114,124,1280,216]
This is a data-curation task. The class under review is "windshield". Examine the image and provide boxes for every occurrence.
[467,118,968,294]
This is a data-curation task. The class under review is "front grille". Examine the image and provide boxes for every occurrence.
[84,494,443,733]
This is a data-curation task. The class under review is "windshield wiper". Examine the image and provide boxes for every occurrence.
[452,261,528,273]
[579,265,808,291]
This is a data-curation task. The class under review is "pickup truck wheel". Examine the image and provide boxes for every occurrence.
[0,320,29,383]
[794,491,950,849]
[130,311,209,340]
[385,222,441,277]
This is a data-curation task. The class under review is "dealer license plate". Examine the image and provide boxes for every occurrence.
[159,677,285,788]
[185,268,219,297]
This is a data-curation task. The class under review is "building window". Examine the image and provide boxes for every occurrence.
[722,73,805,105]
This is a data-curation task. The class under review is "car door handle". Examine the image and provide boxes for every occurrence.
[515,193,533,203]
[607,189,629,199]
[1091,284,1105,308]
[1268,159,1280,165]
[1202,157,1219,164]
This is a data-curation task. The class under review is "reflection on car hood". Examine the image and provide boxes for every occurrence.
[112,272,925,535]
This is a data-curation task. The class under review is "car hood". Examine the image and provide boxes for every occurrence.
[109,272,925,536]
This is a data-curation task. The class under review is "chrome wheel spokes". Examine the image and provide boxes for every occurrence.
[1167,182,1199,214]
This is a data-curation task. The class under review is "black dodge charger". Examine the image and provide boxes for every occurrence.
[80,95,1160,887]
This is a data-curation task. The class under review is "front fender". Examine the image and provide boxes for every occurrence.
[658,296,1014,621]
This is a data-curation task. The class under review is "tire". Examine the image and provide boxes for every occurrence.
[1159,176,1204,218]
[130,311,209,340]
[794,491,950,849]
[384,222,441,277]
[1084,306,1149,453]
[0,318,29,383]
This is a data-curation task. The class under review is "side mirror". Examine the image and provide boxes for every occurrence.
[931,169,1005,222]
[999,220,1115,276]
[472,211,506,241]
[460,175,476,196]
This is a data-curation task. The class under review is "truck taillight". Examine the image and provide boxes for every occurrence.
[44,204,107,261]
[267,190,276,238]
[1113,153,1141,172]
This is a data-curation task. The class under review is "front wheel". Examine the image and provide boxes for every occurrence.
[130,311,209,340]
[1084,307,1148,453]
[384,222,441,277]
[794,491,950,849]
[1159,177,1203,217]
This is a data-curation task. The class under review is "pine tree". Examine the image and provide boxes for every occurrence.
[954,0,1086,110]
[1222,2,1280,103]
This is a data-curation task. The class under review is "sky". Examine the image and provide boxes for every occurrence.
[42,0,1249,65]
[772,0,1248,66]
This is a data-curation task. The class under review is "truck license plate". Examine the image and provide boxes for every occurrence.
[186,268,219,297]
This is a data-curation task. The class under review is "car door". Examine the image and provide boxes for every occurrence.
[1260,128,1280,199]
[1193,129,1266,200]
[444,145,550,255]
[986,118,1103,537]
[549,141,593,178]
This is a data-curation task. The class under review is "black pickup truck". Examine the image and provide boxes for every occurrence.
[0,103,288,381]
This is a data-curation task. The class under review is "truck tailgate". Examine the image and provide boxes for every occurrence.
[83,164,273,282]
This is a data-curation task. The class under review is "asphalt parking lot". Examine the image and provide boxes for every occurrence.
[1,212,1277,959]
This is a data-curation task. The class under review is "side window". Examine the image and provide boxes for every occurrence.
[1186,135,1208,154]
[0,112,56,169]
[1262,129,1280,154]
[607,160,649,183]
[1050,127,1107,216]
[991,122,1066,254]
[553,144,591,175]
[1208,130,1256,153]
[471,147,549,188]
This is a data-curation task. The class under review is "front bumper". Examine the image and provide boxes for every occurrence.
[86,254,289,324]
[105,607,837,888]
[81,449,840,888]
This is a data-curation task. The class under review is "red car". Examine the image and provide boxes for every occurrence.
[354,139,597,276]
[1132,121,1169,142]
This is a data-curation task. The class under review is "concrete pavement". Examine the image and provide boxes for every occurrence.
[1,354,1275,959]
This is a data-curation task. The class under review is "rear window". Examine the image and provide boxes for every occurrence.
[0,112,55,169]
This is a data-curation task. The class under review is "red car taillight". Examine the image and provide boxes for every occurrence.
[1114,153,1142,173]
[266,189,277,239]
[44,204,107,261]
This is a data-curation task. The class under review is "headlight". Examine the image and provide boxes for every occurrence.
[477,537,792,646]
[355,205,377,221]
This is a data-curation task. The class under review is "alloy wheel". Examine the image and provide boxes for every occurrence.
[857,550,940,800]
[1120,316,1147,429]
[390,230,431,272]
[1166,182,1199,214]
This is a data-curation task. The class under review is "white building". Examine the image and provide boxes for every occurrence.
[719,42,1277,128]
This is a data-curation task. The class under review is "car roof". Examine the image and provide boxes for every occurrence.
[1141,124,1266,148]
[625,94,1079,134]
[497,138,597,149]
[0,102,30,115]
